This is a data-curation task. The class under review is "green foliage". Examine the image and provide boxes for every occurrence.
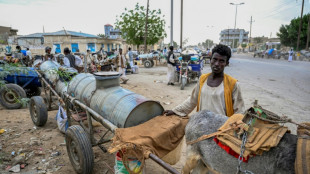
[253,37,264,43]
[97,33,105,38]
[115,3,166,47]
[277,13,309,50]
[241,43,247,48]
[202,39,214,49]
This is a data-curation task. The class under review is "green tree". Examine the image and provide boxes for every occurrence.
[277,13,309,50]
[253,37,264,43]
[97,33,105,38]
[115,3,166,48]
[202,39,213,49]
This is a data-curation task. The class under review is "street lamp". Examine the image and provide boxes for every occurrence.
[230,2,244,49]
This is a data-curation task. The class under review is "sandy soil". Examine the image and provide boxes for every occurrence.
[0,54,309,173]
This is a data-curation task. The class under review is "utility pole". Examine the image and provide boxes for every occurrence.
[306,14,310,50]
[170,0,173,47]
[228,28,230,46]
[144,0,149,53]
[230,2,244,49]
[249,16,255,44]
[297,0,304,51]
[180,0,183,49]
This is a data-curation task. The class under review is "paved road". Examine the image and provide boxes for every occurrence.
[208,54,310,132]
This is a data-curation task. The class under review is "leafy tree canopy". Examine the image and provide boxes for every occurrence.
[277,13,309,50]
[115,3,166,47]
[201,39,214,49]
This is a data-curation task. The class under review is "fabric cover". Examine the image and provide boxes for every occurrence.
[216,113,288,158]
[295,122,310,174]
[109,115,188,159]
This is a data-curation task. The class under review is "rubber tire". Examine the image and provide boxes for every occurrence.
[25,86,41,98]
[29,96,48,126]
[66,125,94,174]
[151,60,155,67]
[0,84,27,109]
[144,60,152,68]
[181,77,186,90]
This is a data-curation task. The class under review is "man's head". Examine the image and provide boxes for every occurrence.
[27,48,29,51]
[87,49,90,53]
[119,48,123,54]
[128,47,131,51]
[169,46,173,51]
[210,44,231,74]
[64,47,70,55]
[45,46,51,54]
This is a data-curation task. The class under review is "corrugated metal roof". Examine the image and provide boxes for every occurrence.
[18,33,45,38]
[44,30,99,38]
[19,30,99,38]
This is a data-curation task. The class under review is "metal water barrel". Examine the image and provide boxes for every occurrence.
[68,72,164,128]
[39,60,60,84]
[67,73,96,105]
[55,81,68,98]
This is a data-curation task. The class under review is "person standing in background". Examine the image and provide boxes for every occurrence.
[288,48,294,62]
[167,46,176,85]
[128,47,134,73]
[116,48,129,84]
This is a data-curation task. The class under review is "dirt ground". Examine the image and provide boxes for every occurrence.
[0,54,309,173]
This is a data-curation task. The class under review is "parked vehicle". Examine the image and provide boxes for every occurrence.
[0,64,41,109]
[175,51,202,90]
[137,53,158,68]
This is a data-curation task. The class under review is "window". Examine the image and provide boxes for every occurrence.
[71,43,79,53]
[87,43,96,52]
[53,44,61,53]
[107,44,110,51]
[112,44,114,50]
[101,44,104,51]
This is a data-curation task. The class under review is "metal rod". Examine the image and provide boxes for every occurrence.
[35,70,65,106]
[64,93,117,132]
[144,0,149,53]
[149,153,180,174]
[180,0,183,49]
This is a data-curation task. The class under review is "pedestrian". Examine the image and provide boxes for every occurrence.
[288,48,293,62]
[116,48,129,84]
[26,48,32,66]
[128,47,134,73]
[164,44,245,117]
[167,46,176,85]
[44,46,54,61]
[163,47,167,56]
[63,47,76,68]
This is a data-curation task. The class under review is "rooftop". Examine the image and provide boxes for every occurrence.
[19,30,99,38]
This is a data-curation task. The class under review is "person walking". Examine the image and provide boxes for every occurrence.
[116,48,129,84]
[128,47,134,73]
[288,48,294,62]
[167,46,176,85]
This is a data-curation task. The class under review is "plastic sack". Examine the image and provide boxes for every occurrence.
[55,106,68,134]
[114,152,143,174]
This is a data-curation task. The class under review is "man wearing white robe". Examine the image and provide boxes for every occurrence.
[167,46,176,85]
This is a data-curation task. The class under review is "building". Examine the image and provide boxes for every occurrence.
[17,30,124,55]
[219,29,249,48]
[0,26,18,44]
[104,24,122,39]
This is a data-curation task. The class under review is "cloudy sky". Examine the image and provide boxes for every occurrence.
[0,0,309,46]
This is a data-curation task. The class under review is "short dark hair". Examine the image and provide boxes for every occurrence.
[128,47,131,50]
[212,44,231,62]
[64,47,70,54]
[169,46,173,51]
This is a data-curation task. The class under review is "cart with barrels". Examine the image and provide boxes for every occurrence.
[28,60,181,174]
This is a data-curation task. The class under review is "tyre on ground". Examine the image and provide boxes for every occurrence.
[0,83,27,109]
[29,96,48,126]
[66,125,94,174]
[144,60,152,68]
[181,77,186,90]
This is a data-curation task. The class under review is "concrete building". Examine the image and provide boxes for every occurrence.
[219,29,249,47]
[17,30,124,55]
[0,26,18,44]
[104,24,121,39]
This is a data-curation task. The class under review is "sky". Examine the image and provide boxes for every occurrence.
[0,0,309,46]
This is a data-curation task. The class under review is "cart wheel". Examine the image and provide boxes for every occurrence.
[66,125,94,174]
[151,60,155,67]
[29,96,48,126]
[144,60,152,68]
[181,77,186,90]
[25,86,41,98]
[0,84,27,109]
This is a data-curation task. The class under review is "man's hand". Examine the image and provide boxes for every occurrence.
[163,110,176,116]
